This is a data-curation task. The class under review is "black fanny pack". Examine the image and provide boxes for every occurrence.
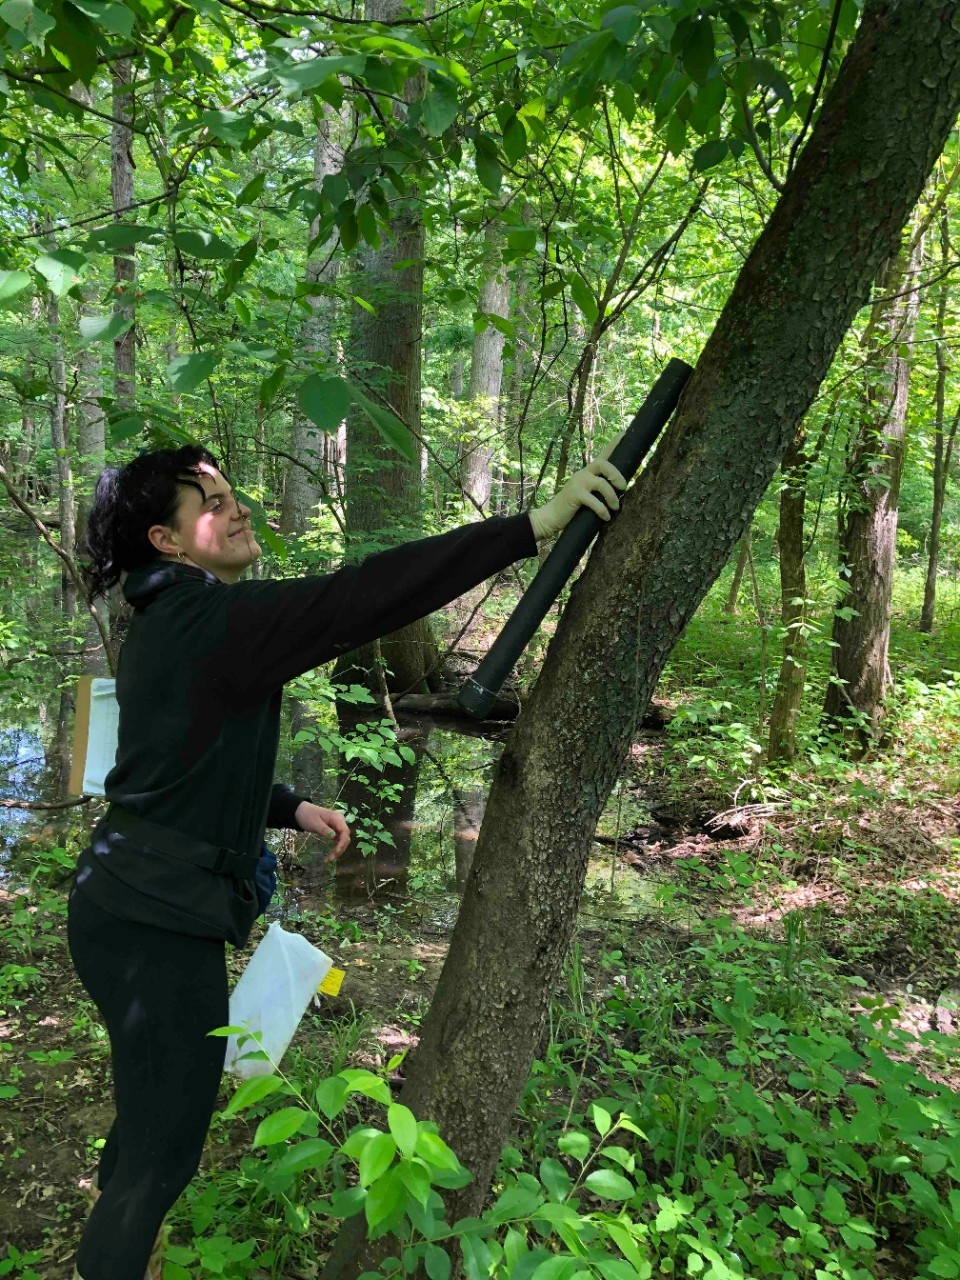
[105,805,261,881]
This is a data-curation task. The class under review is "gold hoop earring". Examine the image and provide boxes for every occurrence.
[177,551,187,564]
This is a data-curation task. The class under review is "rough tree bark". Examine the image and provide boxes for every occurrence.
[334,0,441,701]
[767,429,810,762]
[822,234,923,746]
[320,3,960,1273]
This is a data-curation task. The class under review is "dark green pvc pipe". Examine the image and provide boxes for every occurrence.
[457,357,694,719]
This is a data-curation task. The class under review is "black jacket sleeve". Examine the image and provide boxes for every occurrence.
[267,783,310,829]
[218,512,537,700]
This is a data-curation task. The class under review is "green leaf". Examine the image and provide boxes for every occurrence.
[584,1169,634,1201]
[601,5,640,45]
[591,1103,612,1136]
[69,0,134,37]
[424,1244,452,1280]
[85,224,162,251]
[612,81,635,122]
[79,312,133,345]
[821,1184,850,1225]
[252,1106,309,1147]
[398,1158,432,1205]
[421,81,459,135]
[665,111,686,156]
[34,249,87,297]
[340,1068,393,1105]
[501,114,527,165]
[506,225,537,256]
[474,136,502,195]
[201,109,250,148]
[316,1075,350,1118]
[557,1131,590,1162]
[236,172,267,207]
[223,1073,284,1116]
[167,351,220,393]
[359,1131,397,1187]
[364,1166,403,1230]
[415,1128,461,1171]
[274,1137,335,1176]
[0,0,55,44]
[387,1104,419,1159]
[174,229,235,260]
[351,389,418,466]
[0,270,31,307]
[692,138,728,171]
[272,54,367,94]
[539,1157,573,1201]
[682,15,715,85]
[298,373,353,433]
[489,1184,542,1223]
[109,414,146,442]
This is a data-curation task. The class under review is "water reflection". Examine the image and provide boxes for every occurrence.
[0,726,46,844]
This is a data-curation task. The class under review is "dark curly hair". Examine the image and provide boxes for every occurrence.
[81,445,220,599]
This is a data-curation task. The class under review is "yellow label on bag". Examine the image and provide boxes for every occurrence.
[318,968,345,996]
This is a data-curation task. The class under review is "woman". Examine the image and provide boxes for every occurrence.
[68,442,626,1280]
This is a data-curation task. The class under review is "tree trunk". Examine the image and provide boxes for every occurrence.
[320,4,960,1272]
[46,292,76,796]
[458,222,511,646]
[334,0,441,701]
[920,211,958,633]
[76,284,109,675]
[112,58,136,408]
[723,529,751,615]
[767,428,810,762]
[280,105,347,537]
[822,233,923,747]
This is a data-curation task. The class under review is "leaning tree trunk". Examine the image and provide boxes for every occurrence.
[920,210,959,633]
[334,0,441,701]
[724,529,751,615]
[822,234,923,748]
[320,4,960,1274]
[767,428,811,762]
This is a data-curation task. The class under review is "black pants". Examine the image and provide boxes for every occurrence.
[67,882,228,1280]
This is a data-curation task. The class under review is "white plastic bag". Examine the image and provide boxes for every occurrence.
[225,922,333,1078]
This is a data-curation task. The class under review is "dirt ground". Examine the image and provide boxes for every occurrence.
[3,782,960,1276]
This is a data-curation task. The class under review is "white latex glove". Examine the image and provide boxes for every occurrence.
[528,433,629,542]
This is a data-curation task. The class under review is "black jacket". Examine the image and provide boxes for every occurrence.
[72,511,538,946]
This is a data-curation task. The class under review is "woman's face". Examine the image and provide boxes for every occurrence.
[148,463,262,583]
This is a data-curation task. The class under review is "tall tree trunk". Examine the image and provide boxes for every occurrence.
[334,0,441,701]
[822,233,923,748]
[320,5,960,1272]
[767,429,810,762]
[46,292,77,796]
[280,105,347,537]
[458,221,510,646]
[112,58,136,408]
[76,283,109,675]
[283,107,349,793]
[724,530,751,615]
[920,210,959,633]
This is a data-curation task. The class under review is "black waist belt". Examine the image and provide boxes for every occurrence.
[105,806,260,880]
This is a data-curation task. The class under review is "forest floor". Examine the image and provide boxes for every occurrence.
[3,722,960,1279]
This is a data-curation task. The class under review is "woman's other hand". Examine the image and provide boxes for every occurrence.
[294,802,352,862]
